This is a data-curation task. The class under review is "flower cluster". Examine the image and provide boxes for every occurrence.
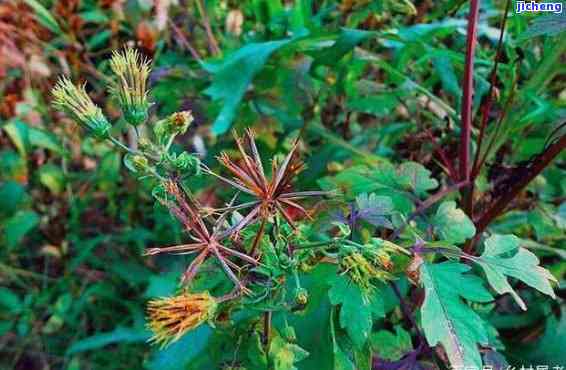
[52,48,327,348]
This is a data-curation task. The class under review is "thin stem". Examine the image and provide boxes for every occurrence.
[169,20,202,61]
[195,0,220,56]
[108,135,161,162]
[263,311,272,348]
[459,0,481,183]
[389,281,427,347]
[109,136,136,154]
[471,0,511,178]
[293,239,338,250]
[471,73,518,179]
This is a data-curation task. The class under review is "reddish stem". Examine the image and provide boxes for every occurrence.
[459,0,481,183]
[467,134,566,253]
[471,0,511,180]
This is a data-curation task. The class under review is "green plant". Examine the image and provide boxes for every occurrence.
[51,36,561,368]
[2,1,565,369]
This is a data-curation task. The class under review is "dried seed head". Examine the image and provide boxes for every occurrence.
[146,292,217,348]
[52,77,111,139]
[110,47,151,126]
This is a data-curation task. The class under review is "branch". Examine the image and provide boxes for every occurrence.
[473,134,566,237]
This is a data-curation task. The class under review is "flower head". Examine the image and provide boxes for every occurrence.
[204,129,327,255]
[341,252,394,294]
[146,291,216,348]
[153,111,194,144]
[52,77,111,139]
[110,48,151,126]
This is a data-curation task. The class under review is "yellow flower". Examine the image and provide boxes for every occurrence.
[110,48,151,126]
[153,111,194,144]
[341,252,393,294]
[146,292,216,348]
[52,77,110,139]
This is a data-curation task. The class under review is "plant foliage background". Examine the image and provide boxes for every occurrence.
[0,0,565,369]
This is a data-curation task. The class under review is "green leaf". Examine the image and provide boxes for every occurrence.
[0,287,22,314]
[370,326,412,361]
[148,324,213,370]
[66,326,150,355]
[0,150,28,182]
[347,95,398,117]
[2,210,40,249]
[312,28,375,66]
[2,120,30,158]
[3,120,65,156]
[86,29,112,50]
[476,234,557,310]
[23,0,63,34]
[269,334,309,370]
[519,12,566,39]
[355,193,394,228]
[38,164,65,195]
[506,307,566,366]
[28,127,65,154]
[419,261,492,369]
[203,39,292,135]
[0,181,26,216]
[328,275,384,348]
[334,344,356,370]
[432,201,476,244]
[79,9,110,23]
[396,161,438,196]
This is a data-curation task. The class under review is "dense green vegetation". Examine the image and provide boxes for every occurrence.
[0,1,565,369]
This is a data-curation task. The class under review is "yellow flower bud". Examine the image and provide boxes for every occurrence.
[110,48,151,126]
[146,292,217,348]
[52,77,110,139]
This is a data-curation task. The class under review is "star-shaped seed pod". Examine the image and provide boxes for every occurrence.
[203,129,327,255]
[146,180,257,292]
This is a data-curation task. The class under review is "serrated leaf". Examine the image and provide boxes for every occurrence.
[476,234,556,310]
[269,335,309,370]
[328,275,384,348]
[419,261,492,369]
[370,326,412,361]
[396,161,438,196]
[355,193,394,228]
[203,39,291,135]
[433,201,476,244]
